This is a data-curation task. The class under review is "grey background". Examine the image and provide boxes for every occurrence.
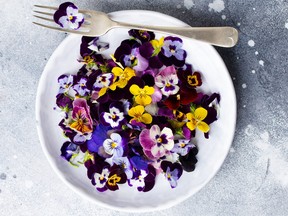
[1,0,288,215]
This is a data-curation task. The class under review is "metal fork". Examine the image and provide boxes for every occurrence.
[33,5,238,48]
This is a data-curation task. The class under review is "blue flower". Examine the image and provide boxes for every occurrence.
[103,133,124,157]
[87,124,109,153]
[171,139,195,156]
[113,157,133,179]
[161,161,183,188]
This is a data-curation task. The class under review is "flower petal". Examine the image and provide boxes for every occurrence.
[197,121,210,133]
[141,113,153,124]
[129,84,140,95]
[194,107,208,120]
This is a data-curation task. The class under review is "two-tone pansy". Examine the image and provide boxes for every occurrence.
[73,77,90,96]
[58,74,74,94]
[100,102,126,128]
[69,98,93,134]
[171,139,195,156]
[103,133,124,158]
[155,66,179,97]
[53,2,84,30]
[93,73,114,97]
[161,161,183,188]
[139,125,174,159]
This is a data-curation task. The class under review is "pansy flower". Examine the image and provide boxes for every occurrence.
[58,74,73,94]
[103,133,124,158]
[73,77,90,96]
[60,141,79,162]
[171,139,195,156]
[161,161,183,188]
[109,67,135,90]
[100,102,126,128]
[155,66,179,97]
[159,36,187,67]
[113,157,133,179]
[128,105,153,125]
[186,107,210,133]
[139,125,174,159]
[106,165,127,191]
[93,73,114,97]
[129,84,154,106]
[128,29,155,43]
[53,2,84,30]
[69,98,93,134]
[179,146,198,172]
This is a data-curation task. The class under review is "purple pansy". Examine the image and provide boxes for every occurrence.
[113,157,133,179]
[103,133,124,158]
[53,2,84,30]
[93,73,114,90]
[179,146,198,172]
[58,74,74,94]
[139,125,174,159]
[73,77,90,96]
[87,124,110,155]
[60,141,79,161]
[161,161,183,188]
[159,36,187,67]
[155,66,179,97]
[128,29,155,43]
[100,102,126,128]
[171,139,195,156]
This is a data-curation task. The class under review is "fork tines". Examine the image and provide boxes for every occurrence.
[32,5,89,35]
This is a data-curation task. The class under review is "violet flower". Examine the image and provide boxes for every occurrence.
[58,74,73,94]
[161,161,183,188]
[100,102,126,128]
[171,139,196,156]
[73,77,90,96]
[53,2,84,30]
[139,125,174,159]
[113,157,133,179]
[103,133,124,158]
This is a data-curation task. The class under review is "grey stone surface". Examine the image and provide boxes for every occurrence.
[0,0,288,215]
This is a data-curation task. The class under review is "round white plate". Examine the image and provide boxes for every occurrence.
[36,10,236,212]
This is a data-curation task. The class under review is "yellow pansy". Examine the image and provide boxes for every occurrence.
[129,84,154,106]
[128,105,153,124]
[186,107,210,133]
[109,67,135,90]
[151,37,164,56]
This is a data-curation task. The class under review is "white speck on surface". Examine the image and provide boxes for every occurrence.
[176,4,181,9]
[248,40,255,47]
[242,83,247,89]
[237,56,239,59]
[25,180,34,189]
[221,14,226,20]
[237,22,241,26]
[184,0,195,9]
[245,124,255,136]
[285,22,288,29]
[253,7,256,11]
[255,51,259,55]
[232,77,236,80]
[252,70,256,74]
[208,0,225,13]
[13,155,17,159]
[243,105,246,108]
[259,60,264,66]
[230,147,236,153]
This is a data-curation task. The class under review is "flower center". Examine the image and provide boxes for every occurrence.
[157,137,162,143]
[166,83,171,87]
[111,142,117,149]
[99,175,104,181]
[167,173,171,179]
[107,174,121,186]
[170,49,175,54]
[130,55,135,61]
[68,15,74,21]
[111,114,116,119]
[187,75,198,86]
[180,143,186,148]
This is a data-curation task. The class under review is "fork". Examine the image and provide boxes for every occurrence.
[33,5,238,48]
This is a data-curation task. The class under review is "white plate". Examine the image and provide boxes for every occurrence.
[36,10,236,212]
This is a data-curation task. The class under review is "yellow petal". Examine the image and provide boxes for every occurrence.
[135,95,152,106]
[130,84,141,95]
[125,67,135,78]
[141,113,152,124]
[151,40,159,49]
[117,79,128,88]
[98,87,107,97]
[186,121,196,131]
[128,105,145,117]
[128,107,136,117]
[194,107,208,121]
[109,82,117,91]
[197,121,210,133]
[186,113,194,121]
[143,86,155,95]
[159,37,164,46]
[112,67,123,76]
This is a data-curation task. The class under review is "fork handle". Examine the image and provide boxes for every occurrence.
[115,22,238,48]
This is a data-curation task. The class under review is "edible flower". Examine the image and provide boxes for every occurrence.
[161,161,183,188]
[155,66,179,97]
[103,133,124,157]
[100,102,126,128]
[186,107,210,133]
[109,67,135,90]
[128,105,152,124]
[53,2,84,30]
[129,84,154,106]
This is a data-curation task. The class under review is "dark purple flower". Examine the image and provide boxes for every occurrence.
[161,161,183,188]
[56,94,73,110]
[53,2,84,30]
[100,102,126,128]
[179,147,198,172]
[105,165,127,191]
[60,141,78,161]
[159,36,187,67]
[128,29,155,43]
